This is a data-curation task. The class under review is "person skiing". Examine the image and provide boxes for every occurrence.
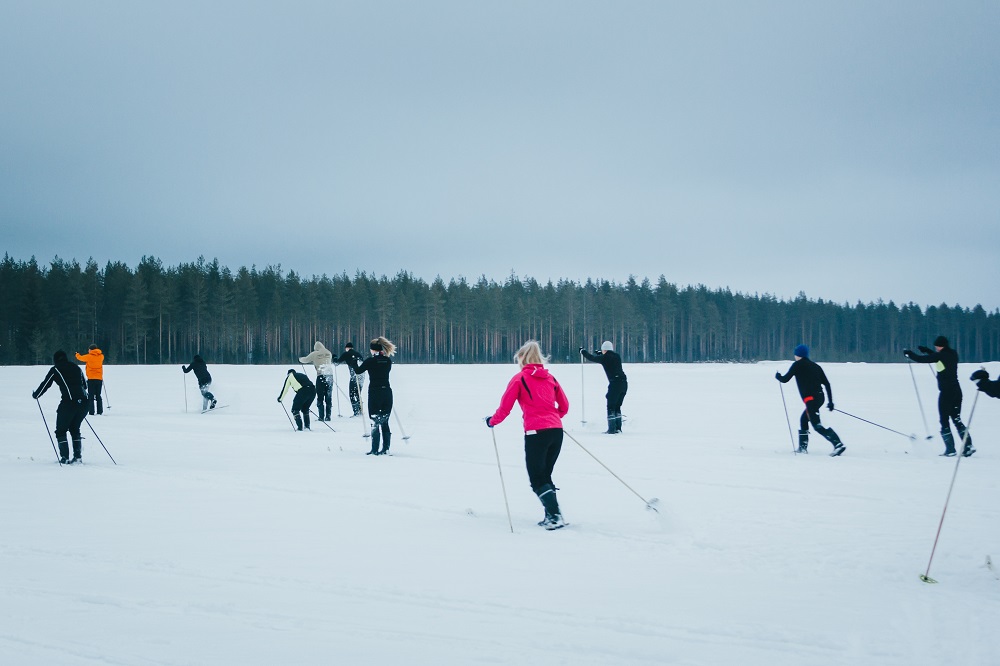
[580,340,628,434]
[336,342,365,417]
[75,344,105,415]
[33,350,89,464]
[277,369,316,431]
[486,340,570,530]
[299,341,334,421]
[905,337,974,457]
[775,344,846,456]
[346,337,394,455]
[970,369,1000,399]
[182,355,217,411]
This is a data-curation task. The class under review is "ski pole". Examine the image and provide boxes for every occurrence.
[84,417,117,465]
[580,349,587,426]
[920,390,980,584]
[907,362,934,440]
[279,401,297,432]
[778,381,797,454]
[833,408,917,441]
[393,410,411,440]
[35,398,63,464]
[309,408,337,432]
[183,373,189,413]
[103,381,111,409]
[562,430,660,512]
[356,375,369,438]
[488,425,514,533]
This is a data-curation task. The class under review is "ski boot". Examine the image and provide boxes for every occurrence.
[797,429,809,454]
[940,429,957,457]
[536,483,566,530]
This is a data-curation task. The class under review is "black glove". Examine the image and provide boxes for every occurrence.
[918,345,932,354]
[484,416,493,428]
[276,397,282,403]
[578,347,585,354]
[31,390,38,399]
[828,402,834,411]
[971,369,989,381]
[903,349,914,359]
[774,371,782,381]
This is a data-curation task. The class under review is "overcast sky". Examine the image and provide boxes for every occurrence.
[2,1,998,309]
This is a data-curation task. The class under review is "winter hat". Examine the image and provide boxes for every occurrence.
[88,344,98,350]
[53,350,67,363]
[287,368,296,375]
[601,341,614,352]
[793,344,809,358]
[345,342,354,349]
[933,335,949,348]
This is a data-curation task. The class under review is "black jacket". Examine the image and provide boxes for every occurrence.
[336,349,364,376]
[906,346,960,392]
[582,349,627,382]
[34,352,88,404]
[777,357,833,403]
[974,377,1000,399]
[182,357,212,385]
[350,354,392,389]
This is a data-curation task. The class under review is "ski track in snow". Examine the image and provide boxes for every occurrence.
[2,362,999,665]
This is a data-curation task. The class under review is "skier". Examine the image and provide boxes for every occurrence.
[299,341,334,421]
[346,337,394,455]
[277,369,316,431]
[775,344,846,456]
[75,344,105,415]
[580,341,628,434]
[970,369,1000,399]
[486,340,570,530]
[336,342,365,417]
[182,355,217,411]
[33,350,89,464]
[905,337,974,457]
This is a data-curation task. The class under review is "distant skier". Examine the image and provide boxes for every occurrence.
[299,341,334,421]
[277,369,316,431]
[775,344,846,456]
[347,337,394,455]
[581,341,628,434]
[336,342,365,417]
[33,350,89,464]
[182,355,217,411]
[905,337,974,457]
[75,344,105,415]
[970,369,1000,399]
[486,340,570,530]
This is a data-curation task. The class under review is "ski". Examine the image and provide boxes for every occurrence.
[201,405,229,414]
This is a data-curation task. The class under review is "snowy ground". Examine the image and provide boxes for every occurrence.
[2,361,999,665]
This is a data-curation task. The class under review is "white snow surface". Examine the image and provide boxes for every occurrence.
[2,362,999,665]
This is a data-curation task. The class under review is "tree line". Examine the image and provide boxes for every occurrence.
[2,254,998,366]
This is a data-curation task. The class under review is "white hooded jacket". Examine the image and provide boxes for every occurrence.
[299,341,334,377]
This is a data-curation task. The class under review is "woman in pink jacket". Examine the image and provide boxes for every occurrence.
[486,340,570,530]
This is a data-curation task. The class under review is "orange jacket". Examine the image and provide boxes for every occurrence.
[75,348,104,380]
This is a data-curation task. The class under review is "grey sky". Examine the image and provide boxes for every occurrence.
[2,1,998,309]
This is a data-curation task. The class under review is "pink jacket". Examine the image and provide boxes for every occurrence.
[490,364,569,432]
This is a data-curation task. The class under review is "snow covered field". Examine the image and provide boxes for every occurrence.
[2,361,999,665]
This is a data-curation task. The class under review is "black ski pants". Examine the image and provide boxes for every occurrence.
[524,428,563,495]
[55,400,88,441]
[349,373,362,415]
[367,386,393,452]
[316,375,333,419]
[799,394,833,436]
[937,388,963,430]
[87,379,103,415]
[291,387,315,418]
[606,377,628,413]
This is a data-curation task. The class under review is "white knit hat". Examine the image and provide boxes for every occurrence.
[601,340,613,352]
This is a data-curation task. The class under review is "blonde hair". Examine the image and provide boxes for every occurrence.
[370,336,396,357]
[514,340,548,367]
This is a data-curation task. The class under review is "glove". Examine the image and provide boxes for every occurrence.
[578,347,585,354]
[903,349,914,359]
[484,416,493,428]
[971,369,989,381]
[918,345,932,354]
[31,390,38,399]
[828,402,835,411]
[276,397,282,403]
[774,371,782,381]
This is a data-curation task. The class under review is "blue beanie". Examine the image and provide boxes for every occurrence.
[793,344,809,358]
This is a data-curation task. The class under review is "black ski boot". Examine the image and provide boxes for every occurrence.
[379,429,391,455]
[797,429,809,453]
[940,429,957,457]
[957,424,975,457]
[69,438,82,464]
[820,427,846,457]
[57,435,69,464]
[303,411,311,431]
[294,414,303,431]
[605,410,617,434]
[367,426,380,455]
[536,483,566,530]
